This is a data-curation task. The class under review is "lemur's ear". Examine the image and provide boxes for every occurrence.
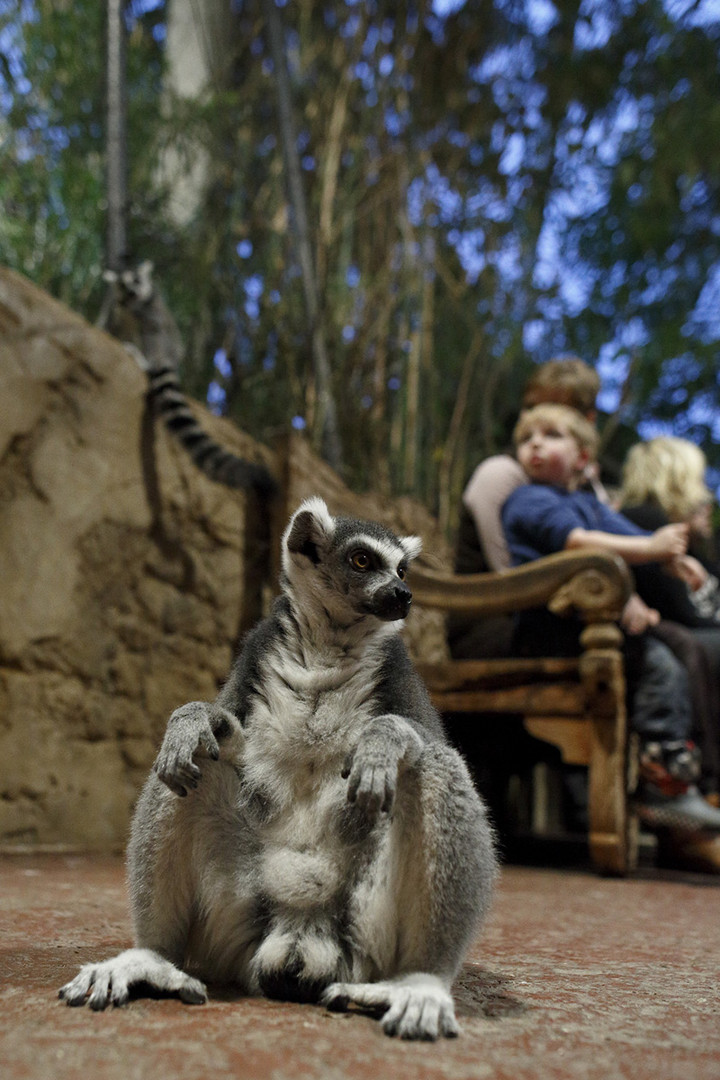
[284,497,335,566]
[399,535,422,561]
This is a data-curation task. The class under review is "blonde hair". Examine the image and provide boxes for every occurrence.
[620,436,711,522]
[513,403,599,459]
[522,357,600,415]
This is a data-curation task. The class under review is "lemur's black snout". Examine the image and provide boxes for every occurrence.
[371,580,413,621]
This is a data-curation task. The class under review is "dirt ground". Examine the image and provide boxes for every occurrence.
[1,852,718,1080]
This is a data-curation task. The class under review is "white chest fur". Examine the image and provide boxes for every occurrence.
[239,635,384,867]
[246,642,377,771]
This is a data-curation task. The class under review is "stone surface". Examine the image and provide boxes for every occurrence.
[0,854,718,1080]
[0,268,272,850]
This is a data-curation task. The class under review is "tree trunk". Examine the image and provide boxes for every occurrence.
[263,0,342,472]
[105,0,127,271]
[437,328,483,535]
[161,0,237,227]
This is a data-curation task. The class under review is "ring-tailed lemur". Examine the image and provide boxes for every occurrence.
[59,498,497,1039]
[100,260,275,495]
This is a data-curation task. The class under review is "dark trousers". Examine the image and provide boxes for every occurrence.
[650,622,720,794]
[625,632,692,743]
[514,611,693,747]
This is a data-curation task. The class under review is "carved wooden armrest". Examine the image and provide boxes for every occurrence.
[409,549,632,625]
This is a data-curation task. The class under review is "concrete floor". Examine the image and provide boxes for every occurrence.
[1,852,718,1080]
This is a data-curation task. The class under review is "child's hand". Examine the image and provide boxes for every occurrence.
[668,553,708,591]
[647,522,689,560]
[621,593,660,635]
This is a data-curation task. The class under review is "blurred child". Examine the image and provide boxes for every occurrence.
[461,357,604,575]
[452,357,605,661]
[620,436,720,620]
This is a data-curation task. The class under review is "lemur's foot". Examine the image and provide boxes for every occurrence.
[59,948,207,1010]
[322,973,459,1040]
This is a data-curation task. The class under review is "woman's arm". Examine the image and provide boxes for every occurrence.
[464,455,526,572]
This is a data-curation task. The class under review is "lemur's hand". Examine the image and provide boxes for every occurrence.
[342,715,423,820]
[153,702,242,797]
[343,743,400,819]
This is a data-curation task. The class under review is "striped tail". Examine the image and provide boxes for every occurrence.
[148,363,276,496]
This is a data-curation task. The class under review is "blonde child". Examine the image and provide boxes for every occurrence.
[620,436,719,614]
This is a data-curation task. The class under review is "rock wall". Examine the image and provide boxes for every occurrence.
[0,269,274,850]
[0,269,450,852]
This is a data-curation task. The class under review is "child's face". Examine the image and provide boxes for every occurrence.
[516,419,589,489]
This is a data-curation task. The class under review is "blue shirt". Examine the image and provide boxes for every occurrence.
[502,484,648,566]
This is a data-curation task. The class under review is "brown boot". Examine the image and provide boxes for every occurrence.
[656,831,720,873]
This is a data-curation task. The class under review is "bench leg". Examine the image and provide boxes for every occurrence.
[587,718,638,875]
[581,648,638,876]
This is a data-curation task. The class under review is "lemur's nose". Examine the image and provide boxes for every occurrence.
[371,579,413,621]
[392,582,412,613]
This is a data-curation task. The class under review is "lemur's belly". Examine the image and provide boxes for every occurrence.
[260,846,341,908]
[256,778,354,910]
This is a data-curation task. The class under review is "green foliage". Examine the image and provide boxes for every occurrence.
[2,0,720,520]
[562,1,720,451]
[0,0,164,308]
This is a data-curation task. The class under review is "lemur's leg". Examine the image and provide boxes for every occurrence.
[61,703,251,1008]
[60,780,206,1009]
[325,729,497,1039]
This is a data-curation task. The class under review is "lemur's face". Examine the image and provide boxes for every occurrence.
[103,261,155,306]
[332,520,415,621]
[282,498,422,624]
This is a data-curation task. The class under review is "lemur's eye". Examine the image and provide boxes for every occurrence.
[350,550,371,572]
[397,565,406,581]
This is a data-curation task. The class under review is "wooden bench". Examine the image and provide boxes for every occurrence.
[269,434,637,875]
[409,553,637,875]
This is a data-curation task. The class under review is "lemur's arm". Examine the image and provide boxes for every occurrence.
[214,609,282,715]
[152,700,244,797]
[342,637,445,819]
[153,612,281,796]
[374,636,446,742]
